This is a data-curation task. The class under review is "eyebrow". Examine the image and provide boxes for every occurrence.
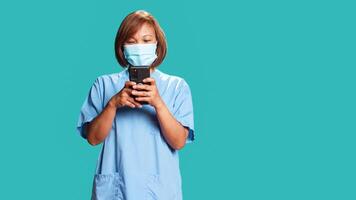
[127,34,153,41]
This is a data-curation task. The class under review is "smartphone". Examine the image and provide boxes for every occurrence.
[128,65,150,84]
[128,65,150,105]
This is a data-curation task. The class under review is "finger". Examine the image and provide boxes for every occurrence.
[132,83,151,91]
[120,89,132,98]
[125,81,137,88]
[142,77,155,85]
[131,90,150,97]
[123,100,136,108]
[135,97,150,102]
[123,88,133,95]
[131,100,142,108]
[126,96,142,108]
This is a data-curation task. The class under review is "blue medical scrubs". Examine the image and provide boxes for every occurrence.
[76,68,195,200]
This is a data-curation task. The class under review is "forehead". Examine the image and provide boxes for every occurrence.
[131,23,156,38]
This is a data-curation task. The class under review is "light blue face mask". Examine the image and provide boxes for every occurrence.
[123,43,158,66]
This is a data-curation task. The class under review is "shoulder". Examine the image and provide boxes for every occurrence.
[97,71,123,82]
[93,70,126,86]
[156,69,190,90]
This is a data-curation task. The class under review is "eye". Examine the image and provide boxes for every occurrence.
[143,39,151,43]
[125,39,136,44]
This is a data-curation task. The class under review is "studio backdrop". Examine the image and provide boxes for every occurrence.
[0,0,355,199]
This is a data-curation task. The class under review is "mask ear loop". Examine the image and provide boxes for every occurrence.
[152,42,159,68]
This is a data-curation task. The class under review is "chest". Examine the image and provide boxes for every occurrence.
[102,78,177,131]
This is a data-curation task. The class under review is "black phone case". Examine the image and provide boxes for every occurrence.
[128,66,151,105]
[128,66,150,83]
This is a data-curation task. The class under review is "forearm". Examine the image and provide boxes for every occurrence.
[154,101,189,150]
[86,101,117,146]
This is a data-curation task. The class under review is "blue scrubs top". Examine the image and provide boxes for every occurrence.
[76,68,195,200]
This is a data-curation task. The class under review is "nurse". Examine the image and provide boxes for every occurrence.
[76,10,195,200]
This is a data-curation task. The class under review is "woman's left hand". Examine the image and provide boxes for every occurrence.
[131,78,164,109]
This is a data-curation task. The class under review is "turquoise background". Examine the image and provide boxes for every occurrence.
[0,0,355,199]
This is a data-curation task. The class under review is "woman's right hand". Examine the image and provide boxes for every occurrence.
[108,81,142,108]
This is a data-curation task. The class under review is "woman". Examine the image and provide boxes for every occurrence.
[76,10,195,200]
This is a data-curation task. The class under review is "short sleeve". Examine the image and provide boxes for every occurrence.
[76,77,104,139]
[172,80,195,144]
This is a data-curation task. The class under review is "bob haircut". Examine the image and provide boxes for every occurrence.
[114,10,167,69]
